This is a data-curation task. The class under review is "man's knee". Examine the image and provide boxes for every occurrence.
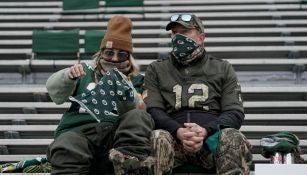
[217,128,252,175]
[151,129,173,143]
[219,128,252,159]
[220,128,247,145]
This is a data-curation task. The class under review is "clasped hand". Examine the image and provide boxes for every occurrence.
[176,123,208,153]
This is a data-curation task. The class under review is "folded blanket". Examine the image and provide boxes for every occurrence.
[69,68,136,123]
[0,157,51,173]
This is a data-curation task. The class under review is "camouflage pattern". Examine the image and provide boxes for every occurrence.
[152,128,252,175]
[110,129,177,175]
[109,148,155,175]
[144,54,244,116]
[151,130,175,175]
[293,147,305,164]
[216,128,252,175]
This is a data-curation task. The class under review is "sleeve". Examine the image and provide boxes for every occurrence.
[203,62,245,135]
[221,62,244,113]
[46,68,77,104]
[147,107,182,137]
[202,109,245,136]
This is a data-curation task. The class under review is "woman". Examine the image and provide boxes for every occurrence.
[46,16,154,175]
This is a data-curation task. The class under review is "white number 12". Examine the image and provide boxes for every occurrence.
[173,84,209,110]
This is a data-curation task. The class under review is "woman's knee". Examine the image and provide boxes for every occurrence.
[120,108,154,127]
[48,131,93,167]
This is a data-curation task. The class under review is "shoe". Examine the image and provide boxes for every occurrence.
[109,148,154,175]
[151,130,175,175]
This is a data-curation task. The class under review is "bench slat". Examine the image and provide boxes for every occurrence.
[0,113,305,120]
[0,125,306,132]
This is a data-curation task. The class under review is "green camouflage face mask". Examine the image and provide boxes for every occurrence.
[171,34,203,65]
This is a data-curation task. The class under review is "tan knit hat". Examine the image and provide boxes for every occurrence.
[100,16,133,53]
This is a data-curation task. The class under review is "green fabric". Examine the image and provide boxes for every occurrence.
[69,68,136,123]
[84,30,105,55]
[171,34,199,62]
[48,110,153,174]
[105,0,144,14]
[205,125,229,156]
[0,157,50,173]
[112,109,154,160]
[131,74,144,94]
[105,0,143,7]
[51,62,145,138]
[48,128,114,174]
[46,68,76,105]
[144,54,244,114]
[260,131,300,155]
[63,0,100,10]
[205,130,220,156]
[32,29,79,60]
[54,63,98,137]
[32,29,79,53]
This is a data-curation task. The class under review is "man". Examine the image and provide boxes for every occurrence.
[144,14,252,175]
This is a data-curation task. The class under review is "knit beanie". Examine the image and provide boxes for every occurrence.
[100,16,133,53]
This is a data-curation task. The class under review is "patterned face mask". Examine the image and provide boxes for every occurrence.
[171,34,204,65]
[99,59,131,75]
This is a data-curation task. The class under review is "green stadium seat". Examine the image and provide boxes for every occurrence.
[83,30,105,59]
[104,0,144,17]
[105,0,143,7]
[62,0,100,11]
[32,29,80,60]
[301,0,307,9]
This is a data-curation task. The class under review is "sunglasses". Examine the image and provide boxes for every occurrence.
[170,14,192,22]
[102,49,129,62]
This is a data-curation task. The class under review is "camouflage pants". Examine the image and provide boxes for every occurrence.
[151,128,252,175]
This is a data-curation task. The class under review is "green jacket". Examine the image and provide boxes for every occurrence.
[46,62,144,137]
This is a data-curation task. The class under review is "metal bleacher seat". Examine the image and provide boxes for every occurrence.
[0,0,307,174]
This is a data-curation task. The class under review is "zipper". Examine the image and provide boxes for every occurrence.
[187,112,190,123]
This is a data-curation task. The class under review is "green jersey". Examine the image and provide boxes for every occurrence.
[47,62,144,137]
[144,54,243,116]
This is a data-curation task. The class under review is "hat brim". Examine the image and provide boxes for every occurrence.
[165,21,195,31]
